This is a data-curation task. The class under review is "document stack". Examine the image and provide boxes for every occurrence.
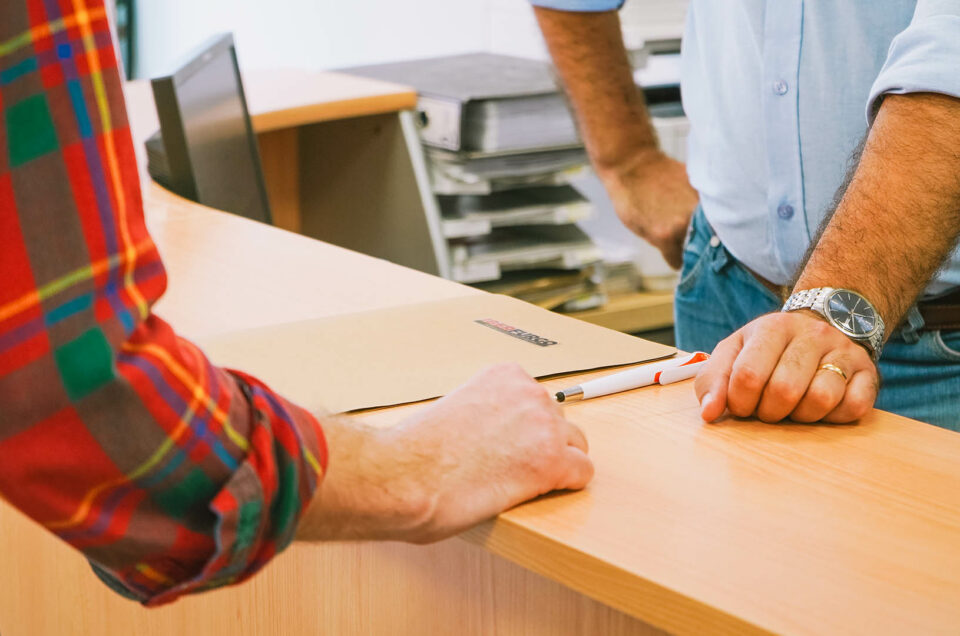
[348,53,605,312]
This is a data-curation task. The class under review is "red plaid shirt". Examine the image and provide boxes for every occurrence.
[0,0,327,605]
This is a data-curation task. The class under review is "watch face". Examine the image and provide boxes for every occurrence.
[826,289,878,337]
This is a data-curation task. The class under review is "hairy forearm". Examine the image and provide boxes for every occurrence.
[534,7,658,174]
[295,417,432,542]
[795,92,960,329]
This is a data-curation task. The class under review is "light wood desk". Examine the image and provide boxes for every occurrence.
[3,185,959,636]
[1,70,958,636]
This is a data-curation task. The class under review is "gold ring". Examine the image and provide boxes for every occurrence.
[819,363,848,382]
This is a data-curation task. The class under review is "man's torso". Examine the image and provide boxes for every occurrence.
[681,1,959,294]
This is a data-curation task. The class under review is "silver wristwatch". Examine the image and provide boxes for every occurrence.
[782,288,885,361]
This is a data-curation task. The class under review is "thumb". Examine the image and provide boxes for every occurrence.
[556,447,594,491]
[694,332,743,422]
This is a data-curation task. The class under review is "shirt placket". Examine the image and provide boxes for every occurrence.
[762,0,809,281]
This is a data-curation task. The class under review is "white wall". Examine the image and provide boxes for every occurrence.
[136,0,496,78]
[489,0,688,60]
[135,0,687,79]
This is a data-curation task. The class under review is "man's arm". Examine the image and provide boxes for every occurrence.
[534,6,698,268]
[696,92,960,424]
[0,1,330,606]
[297,364,593,544]
[798,93,960,326]
[0,0,592,607]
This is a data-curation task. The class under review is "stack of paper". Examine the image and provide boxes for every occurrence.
[439,186,593,239]
[345,53,602,295]
[347,53,581,153]
[425,146,588,195]
[449,225,601,284]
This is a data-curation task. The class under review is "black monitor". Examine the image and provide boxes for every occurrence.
[146,33,272,224]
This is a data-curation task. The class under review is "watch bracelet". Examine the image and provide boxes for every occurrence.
[781,287,884,361]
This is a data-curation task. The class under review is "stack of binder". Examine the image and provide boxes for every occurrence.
[348,53,604,309]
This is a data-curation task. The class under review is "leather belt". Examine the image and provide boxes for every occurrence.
[750,271,789,301]
[916,288,960,331]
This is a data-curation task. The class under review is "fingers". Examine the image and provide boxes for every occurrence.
[555,446,594,491]
[753,339,824,422]
[695,331,744,422]
[727,326,793,418]
[650,216,692,270]
[787,356,852,423]
[696,313,880,425]
[565,421,589,453]
[823,369,879,424]
[661,233,685,270]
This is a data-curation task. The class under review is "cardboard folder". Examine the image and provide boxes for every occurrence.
[197,293,676,413]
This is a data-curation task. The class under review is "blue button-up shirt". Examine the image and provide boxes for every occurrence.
[531,0,960,294]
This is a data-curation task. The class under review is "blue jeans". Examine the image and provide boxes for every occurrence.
[675,207,960,431]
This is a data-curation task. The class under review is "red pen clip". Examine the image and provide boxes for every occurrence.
[653,351,710,385]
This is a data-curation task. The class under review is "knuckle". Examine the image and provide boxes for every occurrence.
[528,433,564,475]
[732,365,766,393]
[647,229,670,246]
[789,410,818,424]
[803,387,834,413]
[767,379,803,406]
[531,419,563,449]
[849,397,872,419]
[728,406,753,419]
[827,409,856,424]
[850,345,873,363]
[756,404,785,423]
[757,313,787,334]
[727,396,755,418]
[524,403,556,428]
[811,320,833,337]
[768,312,789,328]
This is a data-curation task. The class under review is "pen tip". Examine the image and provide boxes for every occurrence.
[555,392,565,403]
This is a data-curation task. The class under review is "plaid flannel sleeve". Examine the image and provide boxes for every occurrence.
[0,0,328,606]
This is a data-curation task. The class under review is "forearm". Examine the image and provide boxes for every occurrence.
[295,364,594,546]
[796,92,960,328]
[295,417,432,543]
[534,7,659,175]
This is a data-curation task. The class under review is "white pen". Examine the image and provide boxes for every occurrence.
[555,351,710,403]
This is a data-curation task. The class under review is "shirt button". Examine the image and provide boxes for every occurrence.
[777,203,795,219]
[773,80,789,95]
[709,235,721,248]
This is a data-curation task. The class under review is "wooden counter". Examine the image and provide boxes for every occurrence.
[1,70,958,636]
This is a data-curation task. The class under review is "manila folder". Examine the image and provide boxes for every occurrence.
[197,293,676,413]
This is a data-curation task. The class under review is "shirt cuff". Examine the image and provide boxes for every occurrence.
[92,367,328,607]
[529,0,624,11]
[142,371,327,606]
[866,1,960,123]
